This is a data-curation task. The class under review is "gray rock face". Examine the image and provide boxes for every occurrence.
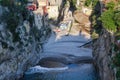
[93,29,115,80]
[0,11,51,80]
[0,6,3,16]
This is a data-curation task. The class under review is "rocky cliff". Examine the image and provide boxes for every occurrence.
[93,29,115,80]
[0,6,51,80]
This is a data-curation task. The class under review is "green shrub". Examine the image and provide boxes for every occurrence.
[67,0,77,9]
[92,0,99,8]
[72,0,77,6]
[106,1,115,10]
[85,0,98,7]
[100,10,116,32]
[85,0,91,7]
[114,11,120,30]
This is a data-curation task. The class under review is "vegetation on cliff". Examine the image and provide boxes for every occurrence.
[0,0,31,42]
[100,1,120,33]
[101,1,120,80]
[67,0,120,79]
[85,0,98,7]
[100,9,116,32]
[114,9,120,31]
[90,1,120,79]
[0,0,51,79]
[67,0,77,10]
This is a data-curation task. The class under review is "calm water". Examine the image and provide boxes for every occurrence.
[23,64,98,80]
[23,33,98,80]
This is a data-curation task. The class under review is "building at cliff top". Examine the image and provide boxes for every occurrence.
[47,6,59,20]
[48,0,62,7]
[37,0,47,7]
[36,0,59,19]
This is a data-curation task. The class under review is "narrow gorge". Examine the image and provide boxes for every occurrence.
[0,0,120,80]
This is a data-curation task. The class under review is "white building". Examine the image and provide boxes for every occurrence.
[47,6,59,19]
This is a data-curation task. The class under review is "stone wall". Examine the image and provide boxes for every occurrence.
[93,29,115,80]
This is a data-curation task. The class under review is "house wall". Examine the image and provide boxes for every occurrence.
[48,0,62,8]
[38,2,46,6]
[47,6,59,19]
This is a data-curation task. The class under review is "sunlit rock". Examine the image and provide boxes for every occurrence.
[23,21,30,33]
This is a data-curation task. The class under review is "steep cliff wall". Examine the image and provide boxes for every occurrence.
[0,9,51,80]
[0,6,2,16]
[93,29,115,80]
